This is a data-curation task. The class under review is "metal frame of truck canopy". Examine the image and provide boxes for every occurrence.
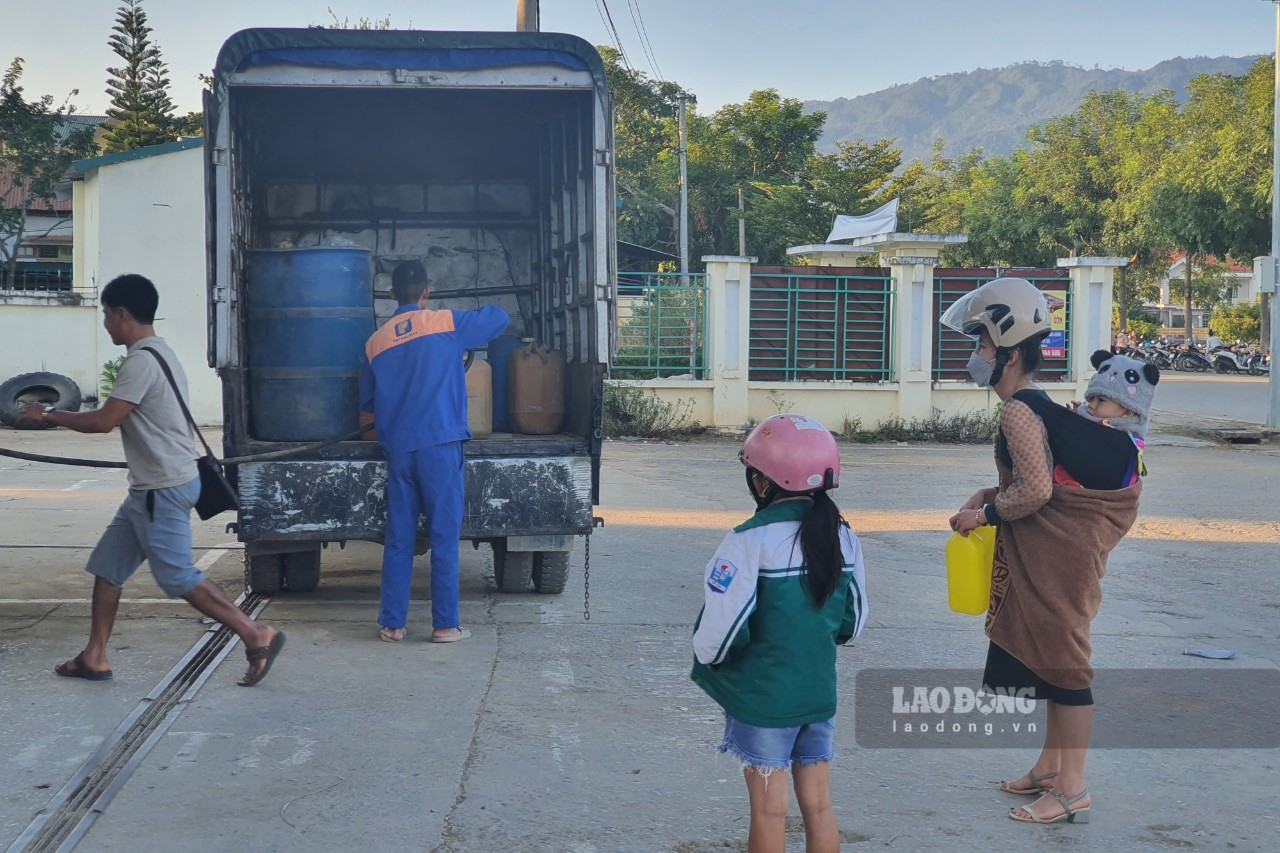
[204,30,614,591]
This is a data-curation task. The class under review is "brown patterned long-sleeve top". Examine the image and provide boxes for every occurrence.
[992,399,1054,522]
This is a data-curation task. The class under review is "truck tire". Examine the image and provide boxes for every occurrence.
[247,553,283,595]
[282,550,321,593]
[0,371,82,428]
[492,542,532,593]
[532,552,569,594]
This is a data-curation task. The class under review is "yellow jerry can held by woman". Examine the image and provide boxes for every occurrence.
[946,526,996,615]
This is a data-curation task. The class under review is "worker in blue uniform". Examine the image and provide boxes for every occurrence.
[359,260,509,643]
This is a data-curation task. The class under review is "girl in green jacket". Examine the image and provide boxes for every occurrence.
[692,414,868,853]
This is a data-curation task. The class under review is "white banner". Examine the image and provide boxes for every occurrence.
[825,198,899,244]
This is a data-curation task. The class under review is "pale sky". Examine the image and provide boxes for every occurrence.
[0,0,1274,116]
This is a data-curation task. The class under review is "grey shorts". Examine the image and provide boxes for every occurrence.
[86,478,207,597]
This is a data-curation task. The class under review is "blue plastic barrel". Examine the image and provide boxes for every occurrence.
[488,334,522,432]
[247,247,373,441]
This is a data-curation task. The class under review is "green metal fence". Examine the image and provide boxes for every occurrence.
[610,272,708,379]
[748,266,894,382]
[933,269,1073,382]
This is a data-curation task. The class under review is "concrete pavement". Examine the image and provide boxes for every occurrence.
[2,426,1278,851]
[1151,372,1272,430]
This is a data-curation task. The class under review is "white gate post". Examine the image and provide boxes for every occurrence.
[703,255,756,429]
[879,248,942,420]
[1057,257,1127,395]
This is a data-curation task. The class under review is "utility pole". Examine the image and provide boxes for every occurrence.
[677,94,692,278]
[516,0,538,32]
[1269,1,1280,427]
[738,187,746,257]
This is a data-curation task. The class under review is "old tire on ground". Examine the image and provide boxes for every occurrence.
[493,542,533,593]
[0,371,82,429]
[281,550,321,593]
[247,553,283,595]
[532,551,569,595]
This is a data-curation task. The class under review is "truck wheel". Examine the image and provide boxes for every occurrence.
[0,371,82,428]
[247,553,283,595]
[492,542,532,593]
[532,552,569,594]
[282,550,321,593]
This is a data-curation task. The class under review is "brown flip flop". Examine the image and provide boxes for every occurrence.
[238,630,286,687]
[55,654,113,682]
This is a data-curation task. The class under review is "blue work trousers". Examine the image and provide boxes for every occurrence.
[379,442,465,631]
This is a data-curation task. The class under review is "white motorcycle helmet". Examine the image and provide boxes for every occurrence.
[940,277,1052,386]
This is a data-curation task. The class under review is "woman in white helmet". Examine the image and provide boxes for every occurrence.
[942,278,1143,826]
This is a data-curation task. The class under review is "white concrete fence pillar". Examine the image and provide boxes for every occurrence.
[703,255,757,429]
[1057,257,1126,395]
[879,247,943,421]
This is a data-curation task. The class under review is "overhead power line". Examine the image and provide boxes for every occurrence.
[594,0,634,72]
[626,0,663,81]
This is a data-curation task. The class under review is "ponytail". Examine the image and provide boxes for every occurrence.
[799,490,849,608]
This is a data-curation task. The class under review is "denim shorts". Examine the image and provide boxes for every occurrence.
[85,479,207,597]
[717,712,836,773]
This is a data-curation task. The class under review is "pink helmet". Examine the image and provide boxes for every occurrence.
[740,414,840,493]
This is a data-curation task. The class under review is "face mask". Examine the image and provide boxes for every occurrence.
[966,351,996,387]
[745,468,776,510]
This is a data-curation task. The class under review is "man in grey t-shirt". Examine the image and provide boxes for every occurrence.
[19,274,285,686]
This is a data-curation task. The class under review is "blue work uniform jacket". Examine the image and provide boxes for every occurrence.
[359,304,510,455]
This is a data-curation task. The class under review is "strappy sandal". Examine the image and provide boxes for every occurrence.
[1010,789,1090,824]
[999,769,1058,795]
[237,630,286,687]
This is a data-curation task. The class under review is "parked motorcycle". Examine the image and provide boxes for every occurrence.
[1147,344,1177,371]
[1245,348,1270,376]
[1176,344,1212,373]
[1210,345,1249,374]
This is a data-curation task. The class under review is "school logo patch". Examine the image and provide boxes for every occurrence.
[395,317,413,336]
[708,559,737,593]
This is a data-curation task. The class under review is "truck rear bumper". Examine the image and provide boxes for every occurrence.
[236,456,593,541]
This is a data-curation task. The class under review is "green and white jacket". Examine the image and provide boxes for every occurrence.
[691,499,868,728]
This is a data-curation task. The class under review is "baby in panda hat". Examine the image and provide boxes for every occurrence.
[1074,349,1161,438]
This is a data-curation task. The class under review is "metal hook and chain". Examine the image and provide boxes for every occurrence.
[583,516,604,622]
[582,530,590,621]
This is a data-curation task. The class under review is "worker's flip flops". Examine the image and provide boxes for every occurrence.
[429,628,471,644]
[54,654,113,682]
[237,630,286,687]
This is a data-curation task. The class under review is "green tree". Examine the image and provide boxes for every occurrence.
[1120,309,1162,343]
[0,59,97,289]
[102,0,179,153]
[1141,65,1270,342]
[687,90,825,262]
[745,138,914,264]
[1210,300,1261,344]
[599,46,688,259]
[919,146,1057,267]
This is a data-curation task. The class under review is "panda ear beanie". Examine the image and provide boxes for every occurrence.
[1084,351,1160,437]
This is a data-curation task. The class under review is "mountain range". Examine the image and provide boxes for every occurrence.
[806,56,1264,165]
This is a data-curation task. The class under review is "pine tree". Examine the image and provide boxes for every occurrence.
[102,0,177,153]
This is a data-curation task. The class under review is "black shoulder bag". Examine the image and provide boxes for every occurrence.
[142,347,240,520]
